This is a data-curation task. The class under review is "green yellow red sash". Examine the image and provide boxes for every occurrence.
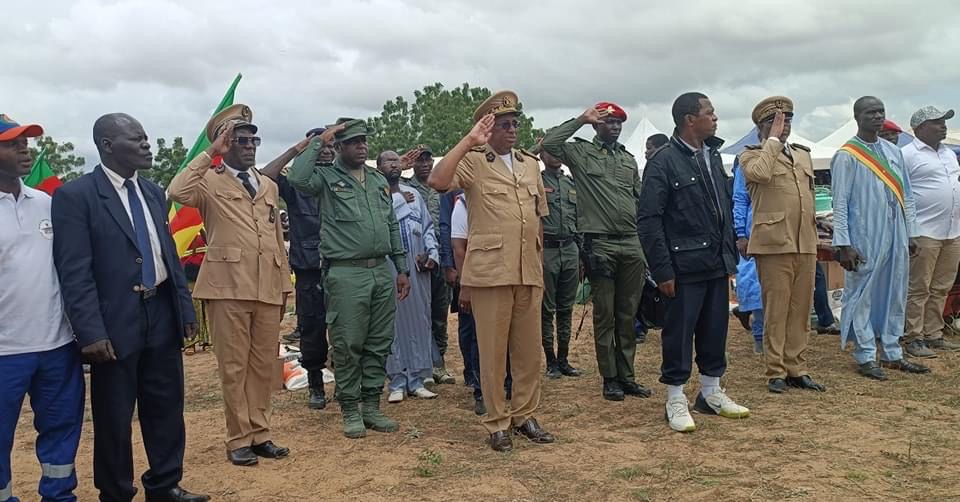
[840,137,905,210]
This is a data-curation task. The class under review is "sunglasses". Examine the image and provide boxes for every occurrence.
[232,136,262,147]
[496,120,520,131]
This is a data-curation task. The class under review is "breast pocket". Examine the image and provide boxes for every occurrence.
[584,151,607,176]
[203,246,242,288]
[567,189,577,206]
[670,175,701,210]
[526,185,543,217]
[215,190,246,221]
[481,183,510,212]
[770,166,791,188]
[331,188,360,222]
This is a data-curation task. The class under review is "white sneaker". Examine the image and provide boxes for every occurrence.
[387,390,405,403]
[694,389,750,418]
[411,387,438,399]
[665,395,696,432]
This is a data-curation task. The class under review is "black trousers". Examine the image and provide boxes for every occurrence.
[659,276,729,386]
[294,267,328,375]
[90,282,185,502]
[430,267,450,362]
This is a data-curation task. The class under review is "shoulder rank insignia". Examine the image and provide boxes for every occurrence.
[572,137,590,144]
[515,151,524,162]
[790,143,811,152]
[214,163,226,174]
[470,146,486,153]
[519,148,538,160]
[485,151,496,163]
[743,144,762,150]
[384,186,391,197]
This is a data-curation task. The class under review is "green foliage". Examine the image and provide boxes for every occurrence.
[28,136,86,182]
[145,137,188,188]
[367,83,544,156]
[415,449,443,478]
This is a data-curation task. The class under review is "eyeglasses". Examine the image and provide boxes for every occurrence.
[232,136,261,147]
[497,120,520,131]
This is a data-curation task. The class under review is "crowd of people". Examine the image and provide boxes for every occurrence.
[1,88,957,501]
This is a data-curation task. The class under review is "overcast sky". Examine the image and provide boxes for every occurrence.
[4,0,959,167]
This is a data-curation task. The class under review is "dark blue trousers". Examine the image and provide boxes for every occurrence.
[0,342,84,502]
[814,263,836,327]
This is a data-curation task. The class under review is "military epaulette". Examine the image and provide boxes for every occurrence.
[790,143,811,152]
[620,146,635,158]
[518,148,539,160]
[469,146,487,153]
[572,137,591,144]
[743,144,762,150]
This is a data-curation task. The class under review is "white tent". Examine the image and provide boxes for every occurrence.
[816,119,858,151]
[622,117,665,171]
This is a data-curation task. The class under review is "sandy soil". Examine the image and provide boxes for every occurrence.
[10,306,960,501]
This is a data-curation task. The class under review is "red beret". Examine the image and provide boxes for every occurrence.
[595,102,627,122]
[882,119,903,133]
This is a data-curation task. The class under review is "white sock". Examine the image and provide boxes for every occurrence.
[700,375,721,396]
[666,385,685,400]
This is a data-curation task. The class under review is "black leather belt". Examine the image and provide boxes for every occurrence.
[328,257,386,268]
[133,284,159,300]
[583,233,634,241]
[543,237,575,248]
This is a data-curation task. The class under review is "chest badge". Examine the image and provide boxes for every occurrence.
[38,219,53,240]
[485,152,495,163]
[515,151,524,162]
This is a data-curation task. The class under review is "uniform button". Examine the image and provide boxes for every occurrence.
[522,219,526,223]
[522,239,527,243]
[136,257,143,264]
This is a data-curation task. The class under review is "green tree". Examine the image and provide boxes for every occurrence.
[146,136,188,188]
[28,136,86,182]
[367,83,543,156]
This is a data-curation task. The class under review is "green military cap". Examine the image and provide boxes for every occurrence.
[751,96,794,124]
[206,103,257,142]
[473,90,520,123]
[333,117,372,143]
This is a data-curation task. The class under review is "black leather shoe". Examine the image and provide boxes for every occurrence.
[767,378,787,393]
[489,431,513,452]
[602,378,624,401]
[308,385,327,410]
[145,486,211,502]
[732,306,751,331]
[474,399,486,416]
[227,447,258,466]
[881,358,931,374]
[282,328,301,343]
[786,375,826,392]
[620,380,652,398]
[545,363,562,379]
[858,361,887,381]
[251,441,289,458]
[558,361,581,377]
[513,418,555,444]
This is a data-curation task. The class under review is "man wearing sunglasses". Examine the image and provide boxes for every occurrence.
[168,104,294,467]
[542,102,650,403]
[739,96,826,394]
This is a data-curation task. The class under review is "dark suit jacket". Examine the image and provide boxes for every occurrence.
[52,165,196,360]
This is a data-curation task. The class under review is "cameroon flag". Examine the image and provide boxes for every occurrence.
[168,73,241,257]
[24,147,63,195]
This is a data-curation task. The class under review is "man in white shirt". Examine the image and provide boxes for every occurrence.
[902,106,960,357]
[0,115,83,502]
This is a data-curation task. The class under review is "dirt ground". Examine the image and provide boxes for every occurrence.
[10,305,960,501]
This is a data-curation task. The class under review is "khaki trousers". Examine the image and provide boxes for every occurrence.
[905,236,960,342]
[755,253,816,379]
[206,299,282,450]
[470,285,543,434]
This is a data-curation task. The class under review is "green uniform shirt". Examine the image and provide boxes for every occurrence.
[541,169,578,239]
[542,118,641,235]
[287,139,408,274]
[403,176,440,227]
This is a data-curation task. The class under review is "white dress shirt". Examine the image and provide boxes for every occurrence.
[0,182,74,355]
[101,166,168,285]
[226,163,260,193]
[902,138,960,240]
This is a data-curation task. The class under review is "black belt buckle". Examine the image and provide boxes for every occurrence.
[134,284,158,300]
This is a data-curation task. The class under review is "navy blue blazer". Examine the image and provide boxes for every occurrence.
[52,165,196,360]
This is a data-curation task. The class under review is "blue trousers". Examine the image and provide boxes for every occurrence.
[0,343,84,502]
[814,263,836,327]
[751,309,765,344]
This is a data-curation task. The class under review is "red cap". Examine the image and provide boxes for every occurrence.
[595,102,627,122]
[0,114,43,141]
[882,119,903,133]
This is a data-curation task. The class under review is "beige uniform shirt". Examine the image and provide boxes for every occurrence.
[740,138,818,255]
[451,145,549,288]
[168,152,293,304]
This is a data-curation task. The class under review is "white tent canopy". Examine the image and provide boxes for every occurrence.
[622,116,665,171]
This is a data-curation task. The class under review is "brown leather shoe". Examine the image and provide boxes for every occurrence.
[513,418,555,444]
[489,431,513,452]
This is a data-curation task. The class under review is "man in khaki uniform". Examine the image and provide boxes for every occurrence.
[739,96,826,394]
[429,90,555,452]
[168,104,294,466]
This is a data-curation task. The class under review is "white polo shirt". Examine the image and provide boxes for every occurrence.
[0,182,73,355]
[451,195,468,239]
[902,138,960,240]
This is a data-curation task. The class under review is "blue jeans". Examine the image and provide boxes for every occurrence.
[388,372,428,393]
[751,309,764,343]
[814,263,836,327]
[0,343,84,502]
